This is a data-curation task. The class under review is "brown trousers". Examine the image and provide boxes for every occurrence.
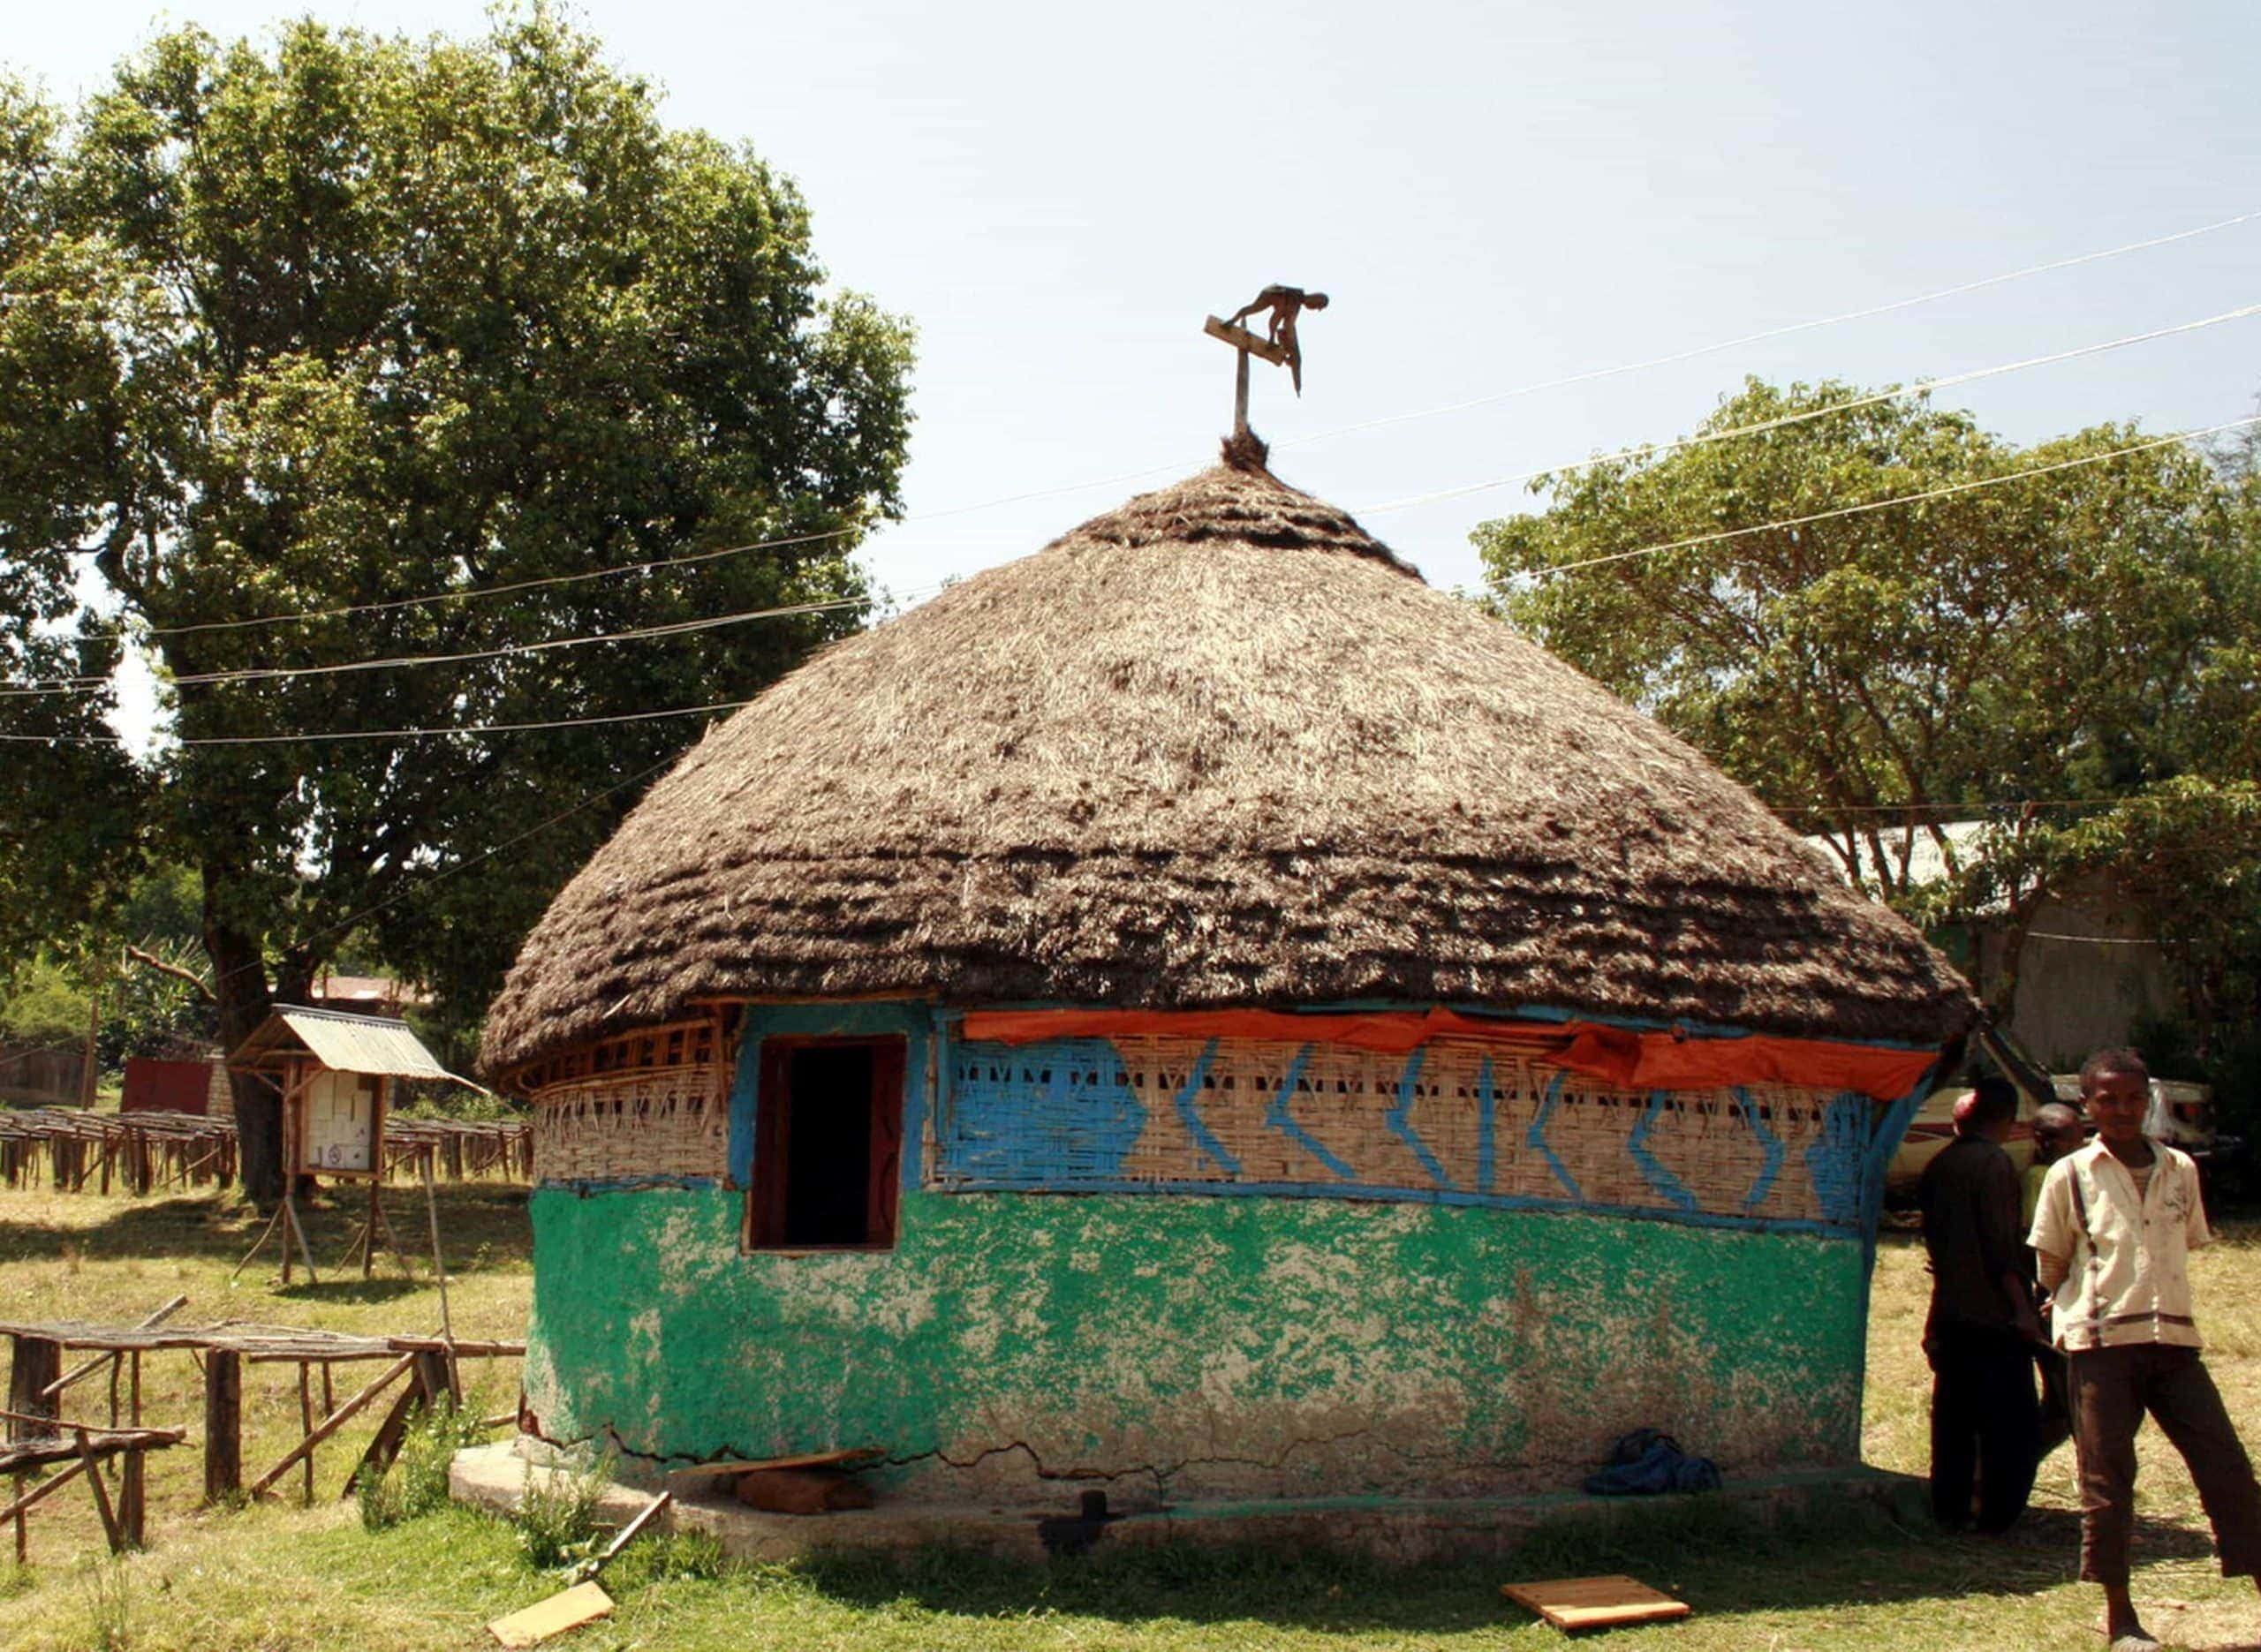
[2068,1343,2261,1586]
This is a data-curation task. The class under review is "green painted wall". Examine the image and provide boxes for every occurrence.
[526,1186,1867,1505]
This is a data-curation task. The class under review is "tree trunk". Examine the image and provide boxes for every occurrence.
[202,880,281,1208]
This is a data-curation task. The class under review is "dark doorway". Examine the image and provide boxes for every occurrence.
[748,1037,905,1250]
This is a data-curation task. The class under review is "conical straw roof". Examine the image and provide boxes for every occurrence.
[482,460,1975,1075]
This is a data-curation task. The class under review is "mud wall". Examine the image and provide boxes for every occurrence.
[518,999,1888,1506]
[525,1185,1865,1505]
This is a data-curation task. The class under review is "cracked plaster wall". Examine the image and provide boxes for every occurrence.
[524,1184,1866,1507]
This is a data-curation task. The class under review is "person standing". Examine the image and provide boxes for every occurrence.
[1920,1076,2044,1532]
[2029,1048,2261,1652]
[2025,1102,2088,1230]
[2025,1101,2087,1460]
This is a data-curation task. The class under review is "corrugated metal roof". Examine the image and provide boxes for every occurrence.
[268,1007,449,1079]
[1801,819,1987,892]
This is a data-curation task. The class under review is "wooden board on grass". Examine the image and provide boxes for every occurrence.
[487,1581,614,1648]
[664,1446,881,1482]
[1501,1574,1690,1633]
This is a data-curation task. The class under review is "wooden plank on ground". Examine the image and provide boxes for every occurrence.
[1501,1575,1690,1633]
[664,1447,881,1482]
[487,1580,614,1648]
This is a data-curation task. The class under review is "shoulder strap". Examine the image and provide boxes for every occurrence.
[2064,1155,2105,1349]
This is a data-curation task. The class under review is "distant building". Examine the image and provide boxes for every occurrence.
[304,970,427,1021]
[1804,822,2173,1068]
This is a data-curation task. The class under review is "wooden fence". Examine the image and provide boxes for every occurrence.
[0,1110,530,1195]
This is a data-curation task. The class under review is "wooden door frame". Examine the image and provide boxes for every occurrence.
[745,1035,906,1253]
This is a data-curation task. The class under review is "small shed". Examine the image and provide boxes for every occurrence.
[229,1007,448,1180]
[483,456,1977,1520]
[120,1057,219,1116]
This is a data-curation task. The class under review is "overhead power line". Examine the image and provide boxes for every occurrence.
[130,526,872,639]
[4,586,943,698]
[1517,412,2261,578]
[191,752,684,1004]
[8,413,2256,752]
[21,297,2253,704]
[1358,300,2261,516]
[0,697,757,745]
[1277,207,2261,453]
[1780,795,2227,817]
[57,205,2257,644]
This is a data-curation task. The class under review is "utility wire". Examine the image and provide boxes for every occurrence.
[1357,300,2261,516]
[130,527,874,639]
[60,206,2257,644]
[187,753,684,1004]
[11,416,2257,751]
[1276,207,2261,452]
[23,298,2253,702]
[1512,412,2261,578]
[1783,798,2203,816]
[0,697,757,745]
[4,586,943,698]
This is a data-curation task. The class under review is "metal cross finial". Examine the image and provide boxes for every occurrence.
[1203,284,1331,443]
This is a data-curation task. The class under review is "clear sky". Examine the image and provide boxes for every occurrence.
[12,0,2261,653]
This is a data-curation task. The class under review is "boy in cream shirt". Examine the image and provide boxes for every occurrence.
[2029,1048,2261,1651]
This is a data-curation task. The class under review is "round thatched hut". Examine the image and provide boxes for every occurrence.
[483,456,1975,1513]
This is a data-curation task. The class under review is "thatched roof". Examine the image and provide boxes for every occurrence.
[482,459,1977,1076]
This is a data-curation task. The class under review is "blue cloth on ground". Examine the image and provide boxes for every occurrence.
[1582,1428,1723,1496]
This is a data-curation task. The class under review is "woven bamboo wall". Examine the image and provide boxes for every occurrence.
[525,1020,729,1186]
[934,1035,1876,1230]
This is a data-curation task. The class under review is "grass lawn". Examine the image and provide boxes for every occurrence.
[0,1184,2259,1649]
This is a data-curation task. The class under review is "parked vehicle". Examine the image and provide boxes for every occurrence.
[1884,1021,2056,1199]
[1887,1082,2038,1197]
[1886,1015,2236,1200]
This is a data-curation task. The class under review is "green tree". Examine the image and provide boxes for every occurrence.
[1477,380,2255,912]
[0,77,147,957]
[0,15,912,1200]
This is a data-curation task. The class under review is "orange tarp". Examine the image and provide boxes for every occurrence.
[956,1008,1939,1102]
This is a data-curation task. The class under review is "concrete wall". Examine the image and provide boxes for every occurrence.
[1979,876,2174,1068]
[519,999,1896,1506]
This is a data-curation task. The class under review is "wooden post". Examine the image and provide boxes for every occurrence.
[203,1349,242,1504]
[421,1157,457,1398]
[253,1354,414,1500]
[230,1202,286,1283]
[120,1352,143,1549]
[346,1351,447,1496]
[7,1335,58,1562]
[7,1337,62,1437]
[282,1193,319,1286]
[298,1362,315,1505]
[360,1180,381,1279]
[77,1432,122,1553]
[1201,314,1289,443]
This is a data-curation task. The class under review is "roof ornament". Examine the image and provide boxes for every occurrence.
[1204,284,1329,467]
